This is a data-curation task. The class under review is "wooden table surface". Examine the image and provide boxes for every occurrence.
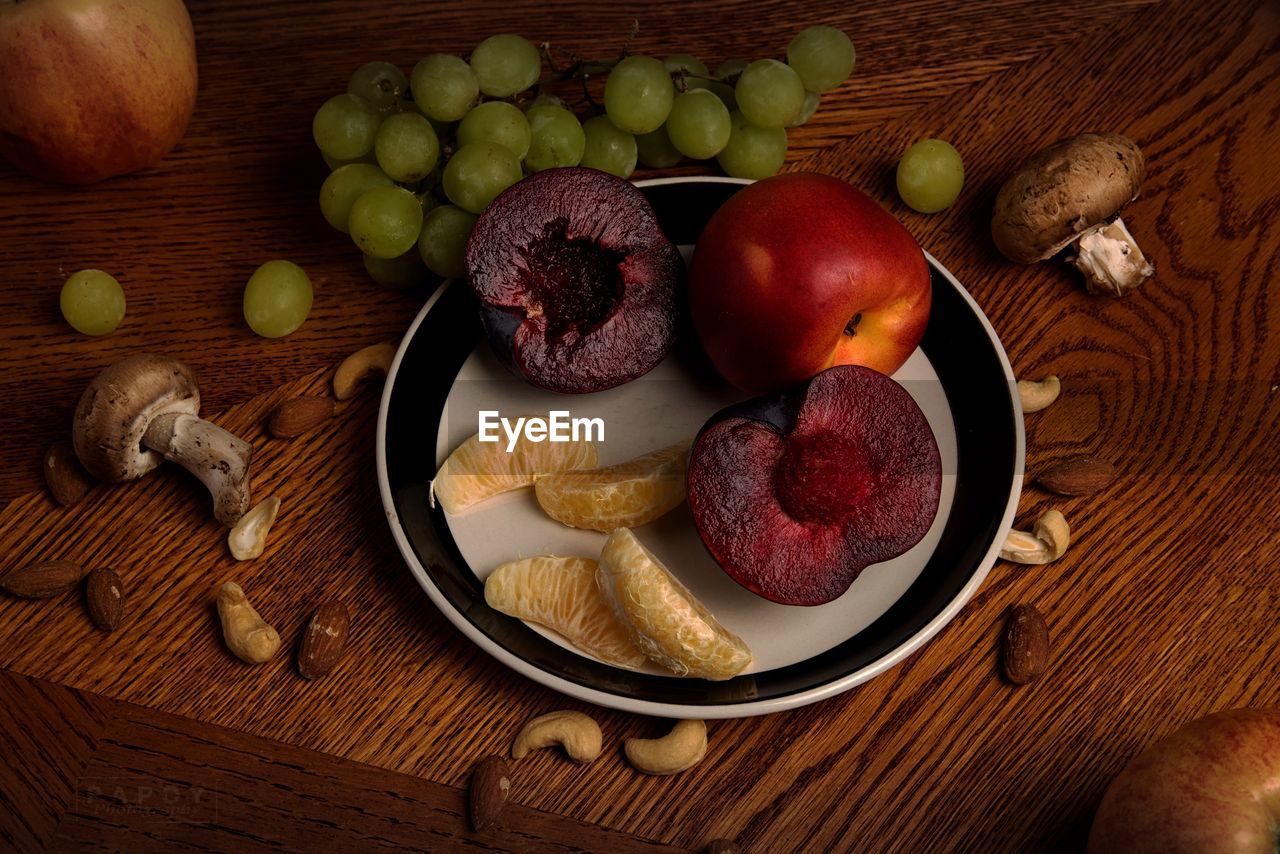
[2,0,1278,850]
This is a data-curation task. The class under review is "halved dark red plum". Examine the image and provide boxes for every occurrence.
[688,365,942,606]
[465,167,684,394]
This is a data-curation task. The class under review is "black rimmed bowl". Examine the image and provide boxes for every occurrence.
[377,176,1023,718]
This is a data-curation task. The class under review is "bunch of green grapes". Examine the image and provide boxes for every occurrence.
[311,26,856,287]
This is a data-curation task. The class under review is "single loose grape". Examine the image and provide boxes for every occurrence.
[243,261,312,338]
[312,94,382,161]
[735,59,805,128]
[604,55,674,134]
[411,54,479,122]
[458,101,532,160]
[635,125,681,168]
[319,163,394,233]
[581,115,638,178]
[348,186,425,259]
[363,250,431,289]
[348,61,408,110]
[525,105,585,171]
[717,111,787,179]
[666,89,731,160]
[787,26,855,93]
[418,205,478,279]
[442,141,522,214]
[60,269,125,336]
[896,138,965,213]
[470,34,541,98]
[788,91,821,127]
[374,112,440,183]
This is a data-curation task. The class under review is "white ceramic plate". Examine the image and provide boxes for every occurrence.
[377,176,1023,718]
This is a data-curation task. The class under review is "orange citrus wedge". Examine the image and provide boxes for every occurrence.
[597,528,752,681]
[431,430,597,514]
[534,441,691,532]
[484,555,647,669]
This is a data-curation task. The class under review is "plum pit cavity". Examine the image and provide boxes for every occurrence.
[522,218,625,337]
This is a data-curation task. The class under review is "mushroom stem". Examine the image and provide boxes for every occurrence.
[1069,217,1154,297]
[142,412,253,526]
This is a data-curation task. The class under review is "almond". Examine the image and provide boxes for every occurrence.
[298,600,350,679]
[44,440,93,506]
[267,396,334,438]
[1001,604,1049,685]
[469,756,511,832]
[1,560,88,599]
[1037,456,1116,496]
[85,568,125,631]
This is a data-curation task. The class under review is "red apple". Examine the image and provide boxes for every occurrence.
[0,0,197,184]
[1088,709,1280,853]
[689,172,931,395]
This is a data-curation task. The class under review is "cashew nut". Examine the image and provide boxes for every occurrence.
[1018,375,1061,413]
[333,342,396,401]
[1000,509,1070,564]
[624,719,707,776]
[510,710,601,763]
[228,496,280,561]
[216,581,281,664]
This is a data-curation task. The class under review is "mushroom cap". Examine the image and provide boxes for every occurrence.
[72,354,201,482]
[991,133,1145,264]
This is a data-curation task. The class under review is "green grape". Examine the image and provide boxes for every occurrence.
[525,105,585,171]
[604,55,674,134]
[348,186,425,259]
[442,141,522,214]
[523,93,565,112]
[319,163,394,233]
[665,53,709,90]
[666,89,731,160]
[411,54,479,122]
[418,205,478,279]
[788,91,820,127]
[458,101,532,160]
[312,93,382,161]
[322,150,376,170]
[735,59,805,128]
[348,61,407,110]
[717,111,787,179]
[374,112,440,183]
[580,115,637,178]
[635,125,681,168]
[469,34,541,98]
[896,138,964,213]
[787,26,855,93]
[711,59,748,109]
[243,260,312,338]
[363,249,431,289]
[60,269,125,336]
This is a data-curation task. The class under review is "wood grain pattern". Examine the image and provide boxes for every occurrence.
[1,0,1278,850]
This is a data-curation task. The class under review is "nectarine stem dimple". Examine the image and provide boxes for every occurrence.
[843,313,862,336]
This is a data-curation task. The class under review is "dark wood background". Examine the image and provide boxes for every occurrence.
[2,0,1278,850]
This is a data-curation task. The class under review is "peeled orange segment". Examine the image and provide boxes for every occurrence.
[534,441,691,532]
[431,430,597,514]
[484,555,648,669]
[597,528,752,681]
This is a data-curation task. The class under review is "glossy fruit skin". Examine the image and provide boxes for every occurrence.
[465,167,683,394]
[687,365,941,606]
[0,0,197,184]
[1088,709,1280,854]
[689,172,931,394]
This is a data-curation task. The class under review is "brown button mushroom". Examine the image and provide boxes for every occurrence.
[72,354,253,526]
[991,132,1154,296]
